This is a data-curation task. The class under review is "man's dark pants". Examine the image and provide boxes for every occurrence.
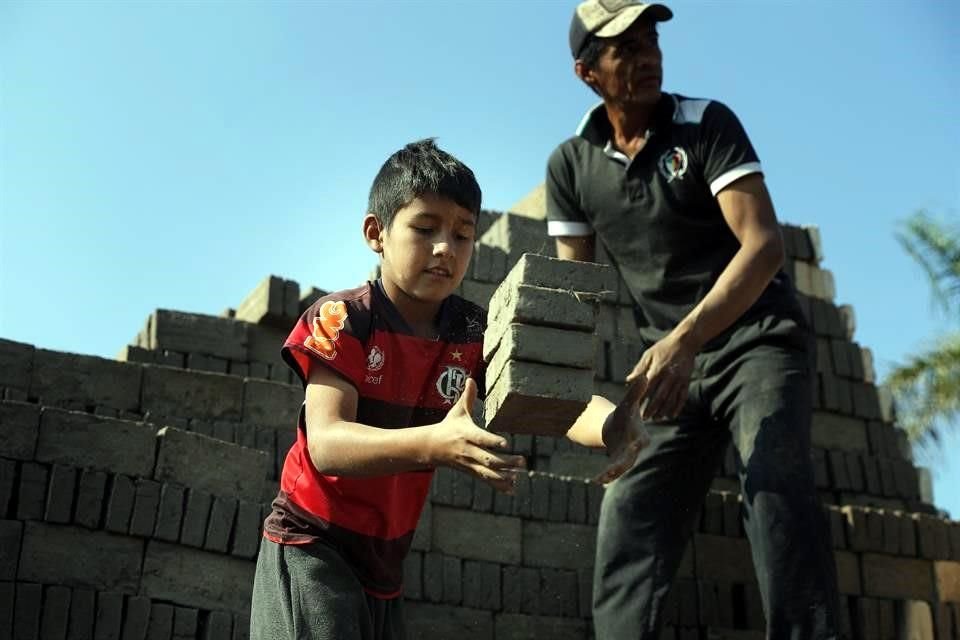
[592,318,841,639]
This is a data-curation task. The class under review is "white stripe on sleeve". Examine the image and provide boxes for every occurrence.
[710,162,763,196]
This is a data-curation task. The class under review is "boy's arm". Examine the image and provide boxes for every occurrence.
[566,388,650,484]
[304,365,524,492]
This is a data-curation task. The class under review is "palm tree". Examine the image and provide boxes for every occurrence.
[886,211,960,446]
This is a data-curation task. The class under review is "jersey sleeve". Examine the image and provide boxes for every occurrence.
[281,297,366,389]
[545,144,594,238]
[699,102,763,196]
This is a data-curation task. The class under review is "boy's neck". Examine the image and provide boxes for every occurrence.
[379,279,444,340]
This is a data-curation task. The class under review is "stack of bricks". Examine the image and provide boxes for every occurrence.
[482,253,614,436]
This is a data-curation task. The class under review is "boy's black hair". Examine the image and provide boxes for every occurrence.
[368,138,482,229]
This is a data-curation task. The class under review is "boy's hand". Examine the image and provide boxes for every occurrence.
[430,378,526,493]
[592,382,650,485]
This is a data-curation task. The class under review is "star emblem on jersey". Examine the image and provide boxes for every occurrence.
[658,146,689,183]
[366,346,385,371]
[450,350,463,362]
[436,366,468,405]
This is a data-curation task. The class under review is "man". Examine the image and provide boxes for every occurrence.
[546,1,842,638]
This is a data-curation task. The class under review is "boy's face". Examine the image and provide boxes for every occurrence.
[370,194,476,306]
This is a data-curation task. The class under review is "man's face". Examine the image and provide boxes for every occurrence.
[585,19,662,106]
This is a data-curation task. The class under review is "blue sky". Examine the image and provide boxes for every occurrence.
[1,1,957,515]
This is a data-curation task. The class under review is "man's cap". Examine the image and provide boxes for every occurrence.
[570,0,673,59]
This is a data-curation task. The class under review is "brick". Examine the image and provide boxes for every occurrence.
[852,383,882,420]
[509,472,531,518]
[204,496,237,553]
[845,452,865,492]
[950,522,960,561]
[231,614,248,640]
[722,493,742,537]
[898,600,935,640]
[471,478,494,513]
[37,409,157,477]
[694,534,754,582]
[502,252,613,296]
[43,464,76,524]
[17,461,48,521]
[29,350,142,413]
[936,561,960,602]
[230,500,262,560]
[172,607,198,640]
[405,602,493,640]
[810,298,845,338]
[0,338,34,391]
[861,552,934,600]
[916,514,951,560]
[19,522,143,592]
[835,550,861,594]
[186,353,229,374]
[129,479,162,537]
[830,340,853,377]
[827,450,851,490]
[432,507,520,564]
[14,582,42,640]
[201,610,233,640]
[241,379,300,429]
[540,567,579,617]
[493,613,588,640]
[861,455,882,496]
[154,427,268,502]
[149,310,247,361]
[484,361,594,435]
[567,479,587,524]
[461,279,497,309]
[894,460,920,499]
[461,560,500,610]
[104,475,136,534]
[180,489,213,548]
[422,552,444,603]
[503,566,540,614]
[441,555,462,605]
[606,339,643,383]
[483,323,596,388]
[121,595,151,640]
[810,411,868,451]
[403,551,423,601]
[587,482,604,525]
[0,458,15,517]
[0,520,22,579]
[488,284,596,334]
[0,401,40,460]
[95,591,124,640]
[153,484,186,543]
[450,471,473,508]
[145,603,173,640]
[827,506,846,548]
[141,541,254,614]
[74,469,107,529]
[142,366,243,422]
[69,588,96,640]
[547,476,568,522]
[523,521,595,569]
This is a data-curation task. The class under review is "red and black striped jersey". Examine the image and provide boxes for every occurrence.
[262,280,486,598]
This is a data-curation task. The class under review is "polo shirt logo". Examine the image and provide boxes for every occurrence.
[658,146,689,183]
[366,346,385,372]
[436,366,468,405]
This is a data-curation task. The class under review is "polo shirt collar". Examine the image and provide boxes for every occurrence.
[574,93,678,148]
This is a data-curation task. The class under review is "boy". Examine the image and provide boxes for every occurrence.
[250,139,526,640]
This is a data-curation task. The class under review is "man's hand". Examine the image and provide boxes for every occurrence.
[592,383,650,484]
[428,378,526,493]
[625,331,698,421]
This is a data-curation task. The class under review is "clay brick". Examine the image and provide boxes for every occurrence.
[835,550,861,594]
[0,338,34,391]
[856,597,880,639]
[936,561,960,603]
[471,479,494,513]
[422,552,443,603]
[828,450,852,490]
[450,471,473,508]
[204,496,237,553]
[153,484,186,543]
[74,469,107,529]
[915,514,951,560]
[146,603,173,640]
[141,541,254,614]
[503,566,540,614]
[0,457,15,517]
[826,506,846,548]
[154,427,269,502]
[893,460,920,500]
[128,479,161,538]
[852,382,882,420]
[488,284,596,334]
[142,366,243,422]
[44,464,76,524]
[0,520,21,580]
[105,475,136,534]
[403,551,422,601]
[202,610,233,640]
[810,411,868,452]
[702,491,724,534]
[172,607,198,640]
[19,521,143,592]
[461,560,500,610]
[949,522,960,561]
[441,555,462,605]
[722,493,742,537]
[861,552,934,600]
[546,476,568,523]
[811,448,830,488]
[69,588,95,640]
[502,252,614,296]
[0,583,12,638]
[523,521,595,569]
[432,507,520,564]
[483,323,596,387]
[484,361,593,435]
[845,452,865,492]
[241,379,300,429]
[180,489,213,548]
[187,353,230,374]
[405,602,493,640]
[235,276,290,328]
[37,409,157,478]
[122,595,151,640]
[861,455,882,496]
[0,401,40,460]
[830,340,853,377]
[694,534,754,582]
[510,473,531,519]
[14,582,42,640]
[29,349,142,413]
[533,567,577,619]
[17,461,48,521]
[567,479,587,524]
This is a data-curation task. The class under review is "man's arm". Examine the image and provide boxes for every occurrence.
[626,172,785,419]
[303,365,524,491]
[555,235,596,262]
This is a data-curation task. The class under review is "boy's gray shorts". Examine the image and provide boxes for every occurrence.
[250,537,405,640]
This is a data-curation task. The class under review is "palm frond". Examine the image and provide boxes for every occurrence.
[895,211,960,315]
[887,333,960,444]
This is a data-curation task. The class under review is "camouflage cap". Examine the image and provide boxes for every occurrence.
[570,0,673,59]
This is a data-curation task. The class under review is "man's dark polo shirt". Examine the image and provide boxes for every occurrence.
[546,92,803,346]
